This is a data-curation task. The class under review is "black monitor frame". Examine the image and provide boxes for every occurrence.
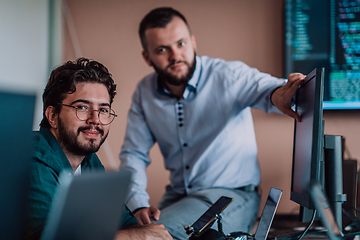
[290,68,346,229]
[290,68,325,210]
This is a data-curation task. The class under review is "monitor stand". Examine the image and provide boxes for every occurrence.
[274,135,346,239]
[323,134,347,230]
[300,135,346,230]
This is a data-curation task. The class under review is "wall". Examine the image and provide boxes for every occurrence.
[63,0,360,215]
[0,0,62,129]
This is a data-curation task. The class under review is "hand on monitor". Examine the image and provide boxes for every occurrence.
[134,206,161,225]
[271,73,306,121]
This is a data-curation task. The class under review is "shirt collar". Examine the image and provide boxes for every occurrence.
[39,127,92,171]
[40,127,68,161]
[187,55,201,90]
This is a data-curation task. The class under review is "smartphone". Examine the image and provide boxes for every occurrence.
[190,196,233,236]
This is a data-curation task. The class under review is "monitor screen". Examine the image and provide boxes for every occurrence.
[291,68,325,210]
[0,90,35,239]
[285,0,360,109]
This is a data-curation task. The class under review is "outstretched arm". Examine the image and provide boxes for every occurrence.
[271,73,306,121]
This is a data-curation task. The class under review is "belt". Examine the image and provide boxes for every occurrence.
[237,184,258,192]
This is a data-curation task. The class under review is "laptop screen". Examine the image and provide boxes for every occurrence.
[41,170,131,240]
[254,187,282,240]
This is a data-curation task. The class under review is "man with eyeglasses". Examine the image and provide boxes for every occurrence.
[27,58,172,240]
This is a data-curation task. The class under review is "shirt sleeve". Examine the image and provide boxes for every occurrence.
[119,84,156,211]
[26,161,59,240]
[219,60,287,113]
[119,205,138,228]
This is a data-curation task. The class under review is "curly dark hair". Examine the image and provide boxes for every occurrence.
[139,7,190,52]
[40,57,117,128]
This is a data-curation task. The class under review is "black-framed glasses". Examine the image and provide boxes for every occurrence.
[59,103,117,125]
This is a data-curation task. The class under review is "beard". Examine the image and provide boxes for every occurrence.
[57,117,108,156]
[153,52,197,86]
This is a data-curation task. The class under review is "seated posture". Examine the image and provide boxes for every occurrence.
[119,7,305,240]
[27,58,172,240]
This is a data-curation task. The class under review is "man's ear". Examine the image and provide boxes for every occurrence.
[45,106,58,129]
[142,50,153,67]
[191,35,197,52]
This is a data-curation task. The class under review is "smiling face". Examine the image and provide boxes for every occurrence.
[47,82,111,157]
[142,16,197,86]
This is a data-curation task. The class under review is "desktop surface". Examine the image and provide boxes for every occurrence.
[268,215,360,240]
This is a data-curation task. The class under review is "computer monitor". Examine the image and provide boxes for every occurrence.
[0,90,36,239]
[290,68,346,229]
[291,68,325,211]
[284,0,360,110]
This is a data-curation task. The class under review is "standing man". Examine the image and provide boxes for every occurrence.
[119,7,305,239]
[27,58,172,240]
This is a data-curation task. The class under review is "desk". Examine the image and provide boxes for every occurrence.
[266,215,329,239]
[266,214,360,240]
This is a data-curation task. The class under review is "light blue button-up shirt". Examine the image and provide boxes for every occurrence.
[120,55,286,211]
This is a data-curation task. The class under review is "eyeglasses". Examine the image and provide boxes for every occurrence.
[59,103,117,125]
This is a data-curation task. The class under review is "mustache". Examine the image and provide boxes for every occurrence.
[78,126,104,135]
[166,60,189,69]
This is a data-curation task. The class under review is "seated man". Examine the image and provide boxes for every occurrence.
[26,58,172,240]
[120,7,306,240]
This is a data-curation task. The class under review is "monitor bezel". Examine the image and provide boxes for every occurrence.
[290,67,325,210]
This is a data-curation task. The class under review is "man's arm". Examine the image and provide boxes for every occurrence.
[27,161,60,240]
[115,223,173,240]
[220,61,287,113]
[271,73,306,121]
[119,85,159,224]
[133,206,161,225]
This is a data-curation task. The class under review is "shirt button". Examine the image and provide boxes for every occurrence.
[178,112,182,116]
[188,185,192,188]
[183,143,188,147]
[185,165,190,170]
[179,123,183,127]
[179,118,183,121]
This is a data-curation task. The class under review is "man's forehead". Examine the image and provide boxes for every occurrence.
[64,82,111,105]
[145,16,191,45]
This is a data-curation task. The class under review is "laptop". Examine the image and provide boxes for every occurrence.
[253,187,283,240]
[230,187,283,240]
[309,181,343,240]
[41,170,132,240]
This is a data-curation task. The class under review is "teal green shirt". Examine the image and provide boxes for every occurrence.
[27,127,138,240]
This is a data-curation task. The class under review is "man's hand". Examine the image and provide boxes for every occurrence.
[134,206,161,225]
[271,73,306,122]
[115,223,173,240]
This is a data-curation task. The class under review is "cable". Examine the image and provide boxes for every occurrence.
[342,208,360,230]
[298,210,317,240]
[183,232,194,240]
